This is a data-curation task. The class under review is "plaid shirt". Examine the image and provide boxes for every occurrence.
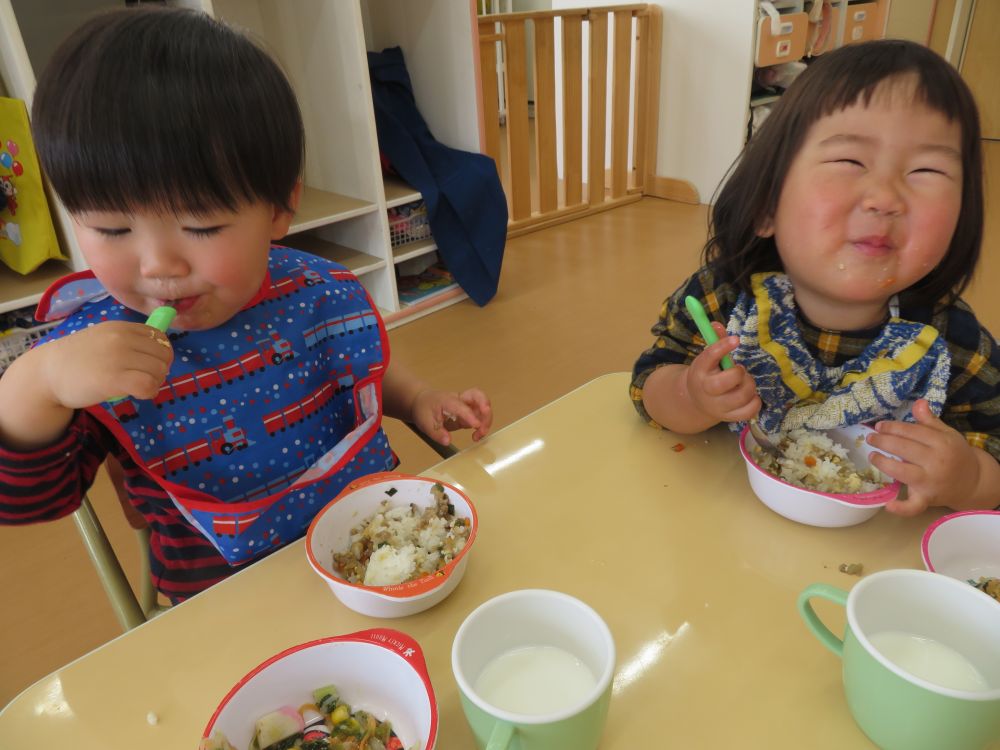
[631,267,1000,462]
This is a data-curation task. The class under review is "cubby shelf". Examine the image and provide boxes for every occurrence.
[0,0,482,331]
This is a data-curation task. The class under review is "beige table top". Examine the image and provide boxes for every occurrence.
[0,372,943,748]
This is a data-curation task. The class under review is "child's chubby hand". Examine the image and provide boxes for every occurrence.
[33,321,174,408]
[866,399,982,517]
[412,387,493,447]
[685,322,761,424]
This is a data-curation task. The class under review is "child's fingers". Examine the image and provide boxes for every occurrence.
[910,398,950,432]
[868,450,918,485]
[440,399,482,433]
[118,366,171,400]
[460,390,494,440]
[693,336,740,377]
[884,491,929,517]
[460,389,492,422]
[722,394,762,423]
[872,414,949,453]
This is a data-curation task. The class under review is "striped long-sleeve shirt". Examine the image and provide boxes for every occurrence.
[0,410,236,602]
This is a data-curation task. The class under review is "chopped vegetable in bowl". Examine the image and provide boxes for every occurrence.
[199,684,414,750]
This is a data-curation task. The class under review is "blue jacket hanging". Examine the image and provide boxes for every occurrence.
[368,46,507,306]
[34,247,397,566]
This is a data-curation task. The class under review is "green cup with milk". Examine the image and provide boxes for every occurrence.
[451,589,615,750]
[799,569,1000,750]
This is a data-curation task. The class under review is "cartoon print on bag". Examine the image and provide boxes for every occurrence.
[0,175,16,215]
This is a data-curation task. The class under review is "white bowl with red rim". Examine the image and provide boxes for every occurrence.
[306,472,477,618]
[201,629,437,749]
[739,423,900,527]
[921,510,1000,597]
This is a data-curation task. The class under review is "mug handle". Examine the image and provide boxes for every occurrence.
[797,583,848,658]
[485,720,515,750]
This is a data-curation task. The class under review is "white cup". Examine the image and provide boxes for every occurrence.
[451,589,615,750]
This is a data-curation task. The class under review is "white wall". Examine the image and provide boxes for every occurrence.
[553,0,756,203]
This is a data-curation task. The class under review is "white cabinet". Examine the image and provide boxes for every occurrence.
[0,0,482,327]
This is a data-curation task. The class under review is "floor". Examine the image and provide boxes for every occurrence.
[1,141,997,708]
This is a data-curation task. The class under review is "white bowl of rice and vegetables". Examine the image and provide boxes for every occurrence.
[200,629,436,750]
[739,423,901,528]
[306,472,477,618]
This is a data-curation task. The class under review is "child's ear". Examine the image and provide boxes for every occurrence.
[756,215,775,238]
[269,180,304,240]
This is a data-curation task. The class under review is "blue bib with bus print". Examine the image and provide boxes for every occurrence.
[35,247,397,566]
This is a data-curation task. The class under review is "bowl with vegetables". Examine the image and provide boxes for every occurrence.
[200,629,437,750]
[306,472,478,618]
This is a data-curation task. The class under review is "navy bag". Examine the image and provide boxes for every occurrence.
[368,47,507,306]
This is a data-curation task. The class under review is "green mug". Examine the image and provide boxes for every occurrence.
[798,569,1000,750]
[451,589,615,750]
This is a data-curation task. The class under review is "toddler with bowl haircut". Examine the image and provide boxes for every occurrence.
[632,40,1000,517]
[0,7,491,602]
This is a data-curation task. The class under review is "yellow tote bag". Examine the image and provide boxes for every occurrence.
[0,97,64,274]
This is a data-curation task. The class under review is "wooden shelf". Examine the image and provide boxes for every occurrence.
[289,185,377,234]
[392,238,437,264]
[0,260,73,315]
[383,175,422,209]
[286,234,386,276]
[383,283,467,328]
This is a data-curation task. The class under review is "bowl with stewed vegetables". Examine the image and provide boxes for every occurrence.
[306,472,478,618]
[200,629,437,750]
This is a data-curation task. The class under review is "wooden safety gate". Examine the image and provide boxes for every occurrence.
[478,4,662,236]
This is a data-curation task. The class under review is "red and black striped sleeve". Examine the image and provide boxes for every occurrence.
[0,411,238,603]
[0,410,108,523]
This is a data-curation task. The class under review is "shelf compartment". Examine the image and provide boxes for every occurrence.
[0,260,73,315]
[383,175,422,209]
[392,238,438,265]
[288,185,377,234]
[284,234,386,277]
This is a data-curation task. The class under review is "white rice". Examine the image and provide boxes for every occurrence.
[752,428,887,494]
[333,485,469,586]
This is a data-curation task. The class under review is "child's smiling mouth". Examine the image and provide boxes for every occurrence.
[852,235,894,256]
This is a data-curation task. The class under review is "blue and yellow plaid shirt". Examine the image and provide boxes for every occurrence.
[631,267,1000,462]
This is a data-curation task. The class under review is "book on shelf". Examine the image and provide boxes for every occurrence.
[396,261,458,306]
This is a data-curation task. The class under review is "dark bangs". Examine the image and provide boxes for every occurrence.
[706,39,983,305]
[31,7,305,215]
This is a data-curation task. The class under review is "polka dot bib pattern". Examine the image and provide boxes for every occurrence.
[35,247,396,565]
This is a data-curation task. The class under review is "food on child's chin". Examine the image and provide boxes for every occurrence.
[970,576,1000,602]
[199,684,411,750]
[333,483,469,587]
[751,428,887,494]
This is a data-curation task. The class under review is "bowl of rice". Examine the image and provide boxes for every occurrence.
[201,628,437,749]
[739,423,901,527]
[306,472,477,618]
[921,510,1000,603]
